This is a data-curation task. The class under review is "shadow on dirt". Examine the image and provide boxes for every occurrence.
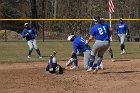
[115,59,131,62]
[101,71,140,74]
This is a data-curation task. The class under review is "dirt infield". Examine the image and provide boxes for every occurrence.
[0,59,140,93]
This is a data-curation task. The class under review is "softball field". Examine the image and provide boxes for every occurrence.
[0,41,140,93]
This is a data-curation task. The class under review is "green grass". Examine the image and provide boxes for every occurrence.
[107,42,140,59]
[0,41,140,63]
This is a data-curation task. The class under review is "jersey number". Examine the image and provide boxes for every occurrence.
[98,26,107,35]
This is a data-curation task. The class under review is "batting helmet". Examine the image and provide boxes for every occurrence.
[67,35,75,42]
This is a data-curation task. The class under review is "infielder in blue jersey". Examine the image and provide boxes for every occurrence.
[86,16,113,73]
[116,18,128,54]
[101,18,115,62]
[21,23,42,58]
[66,35,91,70]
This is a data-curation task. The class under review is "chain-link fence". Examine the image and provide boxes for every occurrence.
[0,19,140,42]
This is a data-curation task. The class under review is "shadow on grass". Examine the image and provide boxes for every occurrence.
[101,71,139,74]
[124,53,133,54]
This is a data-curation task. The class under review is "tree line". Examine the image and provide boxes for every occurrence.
[0,0,139,39]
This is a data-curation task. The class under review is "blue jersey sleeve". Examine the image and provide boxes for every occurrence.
[21,29,27,38]
[90,26,96,36]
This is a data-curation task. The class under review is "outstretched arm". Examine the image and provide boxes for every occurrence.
[125,24,129,35]
[86,35,94,45]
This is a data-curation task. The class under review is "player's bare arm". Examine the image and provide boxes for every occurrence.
[109,27,114,36]
[86,35,94,44]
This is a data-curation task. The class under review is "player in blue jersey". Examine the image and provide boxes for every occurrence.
[21,23,42,58]
[116,18,128,54]
[66,35,91,70]
[86,16,113,73]
[100,18,115,62]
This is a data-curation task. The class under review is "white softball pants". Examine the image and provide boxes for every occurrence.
[91,40,109,57]
[118,34,126,45]
[83,50,91,69]
[27,39,38,50]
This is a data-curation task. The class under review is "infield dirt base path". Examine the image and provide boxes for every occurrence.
[0,59,140,93]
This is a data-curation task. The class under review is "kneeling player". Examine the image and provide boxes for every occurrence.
[66,34,91,70]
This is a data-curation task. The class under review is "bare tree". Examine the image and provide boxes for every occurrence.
[30,0,38,30]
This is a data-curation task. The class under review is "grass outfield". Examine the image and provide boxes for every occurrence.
[0,41,140,63]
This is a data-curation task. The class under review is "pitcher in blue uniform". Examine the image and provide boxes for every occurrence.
[116,18,128,54]
[66,35,91,70]
[86,16,113,73]
[21,23,42,58]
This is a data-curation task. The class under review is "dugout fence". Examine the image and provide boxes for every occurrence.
[0,19,139,42]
